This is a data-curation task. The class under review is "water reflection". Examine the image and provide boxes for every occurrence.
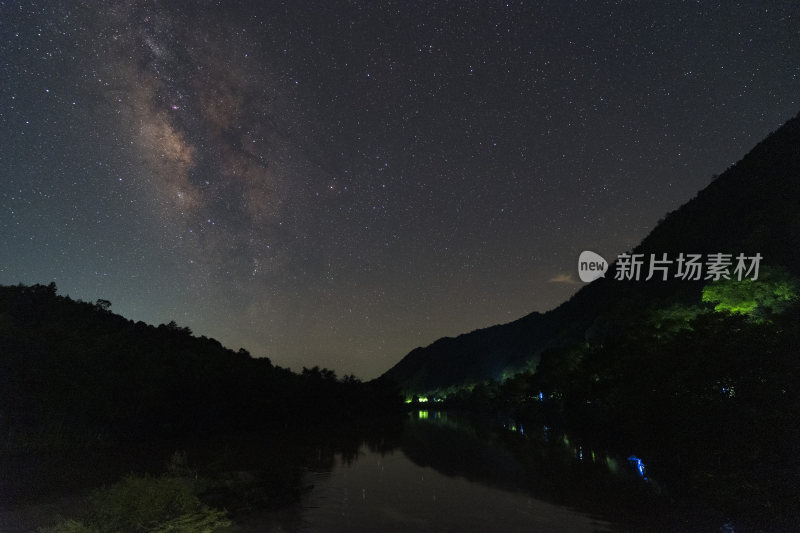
[501,413,651,485]
[627,456,647,480]
[0,413,665,532]
[295,445,612,532]
[257,411,667,532]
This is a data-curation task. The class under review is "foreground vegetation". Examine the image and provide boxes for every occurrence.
[39,452,230,533]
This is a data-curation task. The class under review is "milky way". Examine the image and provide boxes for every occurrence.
[1,1,798,377]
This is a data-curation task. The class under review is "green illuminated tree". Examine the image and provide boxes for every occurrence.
[701,266,799,319]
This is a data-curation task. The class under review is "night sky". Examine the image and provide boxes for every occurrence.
[1,1,798,379]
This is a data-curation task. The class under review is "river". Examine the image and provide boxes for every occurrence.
[229,410,659,532]
[2,410,734,531]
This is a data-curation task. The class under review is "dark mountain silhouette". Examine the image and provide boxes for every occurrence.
[0,283,400,450]
[384,111,800,393]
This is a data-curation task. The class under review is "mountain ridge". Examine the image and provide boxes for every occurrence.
[383,111,800,392]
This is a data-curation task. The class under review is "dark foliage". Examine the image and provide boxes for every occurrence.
[0,283,402,450]
[436,296,800,526]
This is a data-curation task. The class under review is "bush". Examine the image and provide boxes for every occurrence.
[39,466,230,533]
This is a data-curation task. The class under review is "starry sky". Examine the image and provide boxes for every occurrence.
[1,1,798,379]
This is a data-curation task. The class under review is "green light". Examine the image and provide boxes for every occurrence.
[418,410,428,419]
[404,397,412,404]
[702,267,799,318]
[605,456,619,474]
[418,396,429,403]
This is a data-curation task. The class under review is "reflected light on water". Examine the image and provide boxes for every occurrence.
[627,456,647,480]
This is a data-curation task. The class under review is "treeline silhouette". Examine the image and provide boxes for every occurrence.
[0,282,401,451]
[437,282,800,526]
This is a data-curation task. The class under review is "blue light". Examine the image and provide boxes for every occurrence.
[627,455,648,480]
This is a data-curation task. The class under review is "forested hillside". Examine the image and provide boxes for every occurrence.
[0,283,400,451]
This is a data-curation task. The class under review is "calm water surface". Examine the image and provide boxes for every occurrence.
[2,411,659,532]
[285,445,611,532]
[232,411,645,532]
